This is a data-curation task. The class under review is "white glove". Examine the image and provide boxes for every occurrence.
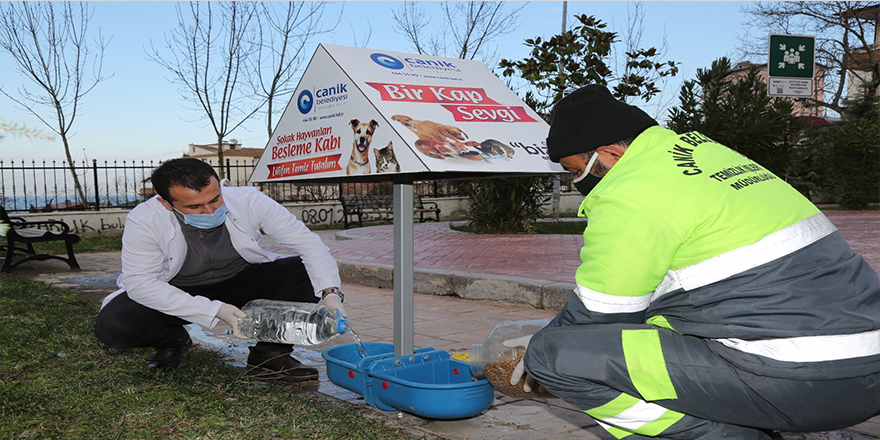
[503,335,538,393]
[216,303,249,340]
[319,292,348,318]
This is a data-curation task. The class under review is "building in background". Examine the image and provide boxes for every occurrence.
[728,61,827,119]
[184,139,263,186]
[840,4,879,99]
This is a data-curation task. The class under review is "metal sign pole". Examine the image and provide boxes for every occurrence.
[393,174,415,357]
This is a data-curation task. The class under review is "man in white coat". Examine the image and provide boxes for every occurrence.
[94,158,345,381]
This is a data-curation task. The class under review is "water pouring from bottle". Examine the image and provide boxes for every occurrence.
[347,325,370,358]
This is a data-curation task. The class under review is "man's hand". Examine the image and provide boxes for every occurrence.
[319,292,347,318]
[216,303,249,340]
[503,335,538,393]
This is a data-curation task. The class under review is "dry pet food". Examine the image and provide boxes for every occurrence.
[469,319,552,398]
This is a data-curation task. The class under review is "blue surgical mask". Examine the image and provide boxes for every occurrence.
[573,152,602,196]
[173,203,228,230]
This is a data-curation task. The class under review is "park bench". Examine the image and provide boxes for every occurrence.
[339,194,441,229]
[0,206,81,273]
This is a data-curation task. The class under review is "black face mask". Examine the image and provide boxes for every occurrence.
[572,152,602,196]
[573,173,602,196]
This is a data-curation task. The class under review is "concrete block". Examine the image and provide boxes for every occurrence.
[336,260,393,289]
[451,272,543,308]
[413,268,454,296]
[542,282,576,311]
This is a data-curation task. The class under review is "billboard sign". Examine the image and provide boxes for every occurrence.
[250,44,562,183]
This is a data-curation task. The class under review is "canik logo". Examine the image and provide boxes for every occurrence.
[297,90,313,114]
[370,53,404,70]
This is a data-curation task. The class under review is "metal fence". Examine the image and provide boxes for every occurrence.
[1,159,156,213]
[0,159,475,213]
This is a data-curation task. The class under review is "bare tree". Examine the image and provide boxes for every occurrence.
[339,2,372,49]
[443,2,525,60]
[738,1,880,115]
[0,1,109,206]
[148,2,261,178]
[613,2,680,117]
[347,20,373,49]
[392,1,439,56]
[392,1,525,62]
[251,2,337,139]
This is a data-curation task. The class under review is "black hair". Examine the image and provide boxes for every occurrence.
[615,133,640,148]
[151,158,219,202]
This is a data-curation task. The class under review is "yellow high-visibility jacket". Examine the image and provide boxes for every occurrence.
[567,126,880,377]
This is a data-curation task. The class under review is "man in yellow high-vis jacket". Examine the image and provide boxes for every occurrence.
[512,85,880,439]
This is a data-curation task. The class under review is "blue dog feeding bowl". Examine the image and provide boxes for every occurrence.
[322,342,436,411]
[368,350,494,420]
[323,343,494,419]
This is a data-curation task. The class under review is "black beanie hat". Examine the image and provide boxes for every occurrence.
[546,85,658,163]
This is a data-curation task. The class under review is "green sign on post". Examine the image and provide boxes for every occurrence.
[767,34,816,97]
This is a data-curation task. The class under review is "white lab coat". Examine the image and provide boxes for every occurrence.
[100,186,341,329]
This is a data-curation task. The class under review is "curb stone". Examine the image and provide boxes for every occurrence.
[336,259,575,310]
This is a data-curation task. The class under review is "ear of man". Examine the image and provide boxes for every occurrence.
[596,143,627,163]
[157,197,174,211]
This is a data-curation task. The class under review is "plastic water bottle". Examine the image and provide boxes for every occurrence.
[238,299,348,345]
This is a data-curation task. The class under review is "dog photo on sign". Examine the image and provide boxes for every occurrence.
[390,114,482,161]
[346,118,378,175]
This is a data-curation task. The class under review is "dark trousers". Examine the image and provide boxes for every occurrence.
[525,321,880,439]
[94,257,317,354]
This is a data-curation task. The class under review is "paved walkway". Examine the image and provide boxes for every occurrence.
[318,210,880,278]
[3,210,879,440]
[330,221,585,283]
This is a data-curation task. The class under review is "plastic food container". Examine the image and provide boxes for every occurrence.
[469,319,551,398]
[323,343,494,419]
[323,342,432,407]
[369,351,494,419]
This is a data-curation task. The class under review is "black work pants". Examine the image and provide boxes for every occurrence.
[524,294,880,439]
[94,256,317,353]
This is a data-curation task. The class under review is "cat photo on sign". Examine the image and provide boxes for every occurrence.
[374,141,400,173]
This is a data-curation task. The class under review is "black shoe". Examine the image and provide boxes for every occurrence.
[245,348,319,382]
[145,338,193,371]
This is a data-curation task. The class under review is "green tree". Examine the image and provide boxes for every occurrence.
[667,57,805,186]
[455,176,553,234]
[455,12,677,234]
[499,14,678,111]
[813,84,880,209]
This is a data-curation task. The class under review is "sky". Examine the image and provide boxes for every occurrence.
[0,1,754,163]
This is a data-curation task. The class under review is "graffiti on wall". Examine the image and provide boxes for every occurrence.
[15,216,127,236]
[297,207,342,226]
[64,216,126,235]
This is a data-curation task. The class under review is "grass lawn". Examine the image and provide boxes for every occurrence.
[25,234,124,256]
[0,276,418,439]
